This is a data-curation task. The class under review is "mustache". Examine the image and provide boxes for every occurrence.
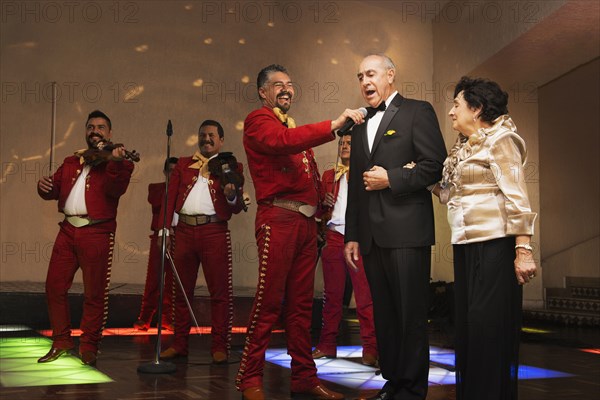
[277,91,292,100]
[200,140,214,146]
[88,132,103,140]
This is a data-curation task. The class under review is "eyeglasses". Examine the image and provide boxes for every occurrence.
[269,81,294,89]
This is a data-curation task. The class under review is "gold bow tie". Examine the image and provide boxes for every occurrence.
[74,148,87,164]
[273,107,296,128]
[190,151,210,178]
[335,163,349,182]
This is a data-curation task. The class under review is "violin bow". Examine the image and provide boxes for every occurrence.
[49,82,57,175]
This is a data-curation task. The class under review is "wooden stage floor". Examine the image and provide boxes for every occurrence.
[0,284,599,399]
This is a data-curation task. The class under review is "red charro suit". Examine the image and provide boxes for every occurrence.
[316,168,376,358]
[38,155,134,353]
[236,106,335,392]
[159,155,244,356]
[136,182,174,328]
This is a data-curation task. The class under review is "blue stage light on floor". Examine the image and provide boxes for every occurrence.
[265,345,574,389]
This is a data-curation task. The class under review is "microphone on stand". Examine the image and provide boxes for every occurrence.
[166,120,173,137]
[337,107,368,136]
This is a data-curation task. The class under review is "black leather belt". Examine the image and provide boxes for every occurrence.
[64,215,109,227]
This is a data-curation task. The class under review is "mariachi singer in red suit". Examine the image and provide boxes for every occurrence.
[313,132,377,367]
[37,110,134,366]
[236,63,366,400]
[158,119,244,364]
[133,157,179,332]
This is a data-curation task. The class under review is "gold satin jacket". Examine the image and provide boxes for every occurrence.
[444,115,537,244]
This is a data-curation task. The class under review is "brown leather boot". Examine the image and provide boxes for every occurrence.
[291,384,344,399]
[241,386,265,400]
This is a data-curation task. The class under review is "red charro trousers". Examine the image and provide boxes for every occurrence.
[317,229,377,357]
[169,222,233,356]
[45,220,114,353]
[237,206,321,393]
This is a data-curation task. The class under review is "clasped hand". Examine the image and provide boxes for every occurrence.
[363,166,389,191]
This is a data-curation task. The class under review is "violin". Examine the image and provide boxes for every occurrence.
[82,139,140,166]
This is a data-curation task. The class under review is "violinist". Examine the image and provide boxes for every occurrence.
[313,133,377,367]
[157,119,245,364]
[37,110,134,366]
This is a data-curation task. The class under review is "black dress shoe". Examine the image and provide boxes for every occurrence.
[37,347,70,363]
[80,351,97,366]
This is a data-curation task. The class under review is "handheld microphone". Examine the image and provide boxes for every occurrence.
[337,107,367,136]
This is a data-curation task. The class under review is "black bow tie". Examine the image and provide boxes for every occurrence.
[366,102,386,118]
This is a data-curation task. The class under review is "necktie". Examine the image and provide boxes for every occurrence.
[190,151,210,178]
[334,162,349,182]
[273,107,296,128]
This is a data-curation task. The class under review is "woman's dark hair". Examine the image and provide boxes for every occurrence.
[454,76,509,123]
[257,64,288,93]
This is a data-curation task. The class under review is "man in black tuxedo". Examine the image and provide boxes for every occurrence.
[344,54,447,400]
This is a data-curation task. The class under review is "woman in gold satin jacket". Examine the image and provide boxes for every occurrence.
[432,76,538,400]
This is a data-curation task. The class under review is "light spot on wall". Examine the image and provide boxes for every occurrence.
[184,4,193,11]
[239,38,246,45]
[241,76,250,84]
[204,38,213,45]
[331,58,339,65]
[8,41,37,49]
[193,79,204,87]
[373,37,380,43]
[135,44,149,53]
[317,39,324,45]
[124,85,144,102]
[235,121,244,131]
[186,134,198,147]
[267,21,275,28]
[344,39,351,45]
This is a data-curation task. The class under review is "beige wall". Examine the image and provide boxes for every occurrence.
[0,1,433,289]
[431,0,599,306]
[538,59,600,289]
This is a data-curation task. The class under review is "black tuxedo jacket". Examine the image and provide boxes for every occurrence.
[345,94,447,253]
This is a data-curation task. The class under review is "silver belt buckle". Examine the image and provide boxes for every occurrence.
[66,216,91,227]
[298,204,316,218]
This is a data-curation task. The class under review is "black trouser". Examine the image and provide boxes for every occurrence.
[363,244,431,400]
[453,237,522,400]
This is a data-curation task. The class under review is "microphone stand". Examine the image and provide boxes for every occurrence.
[138,121,177,374]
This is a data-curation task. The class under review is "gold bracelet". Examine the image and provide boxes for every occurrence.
[515,243,533,252]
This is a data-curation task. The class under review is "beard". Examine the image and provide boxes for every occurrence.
[86,133,104,148]
[276,91,292,112]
